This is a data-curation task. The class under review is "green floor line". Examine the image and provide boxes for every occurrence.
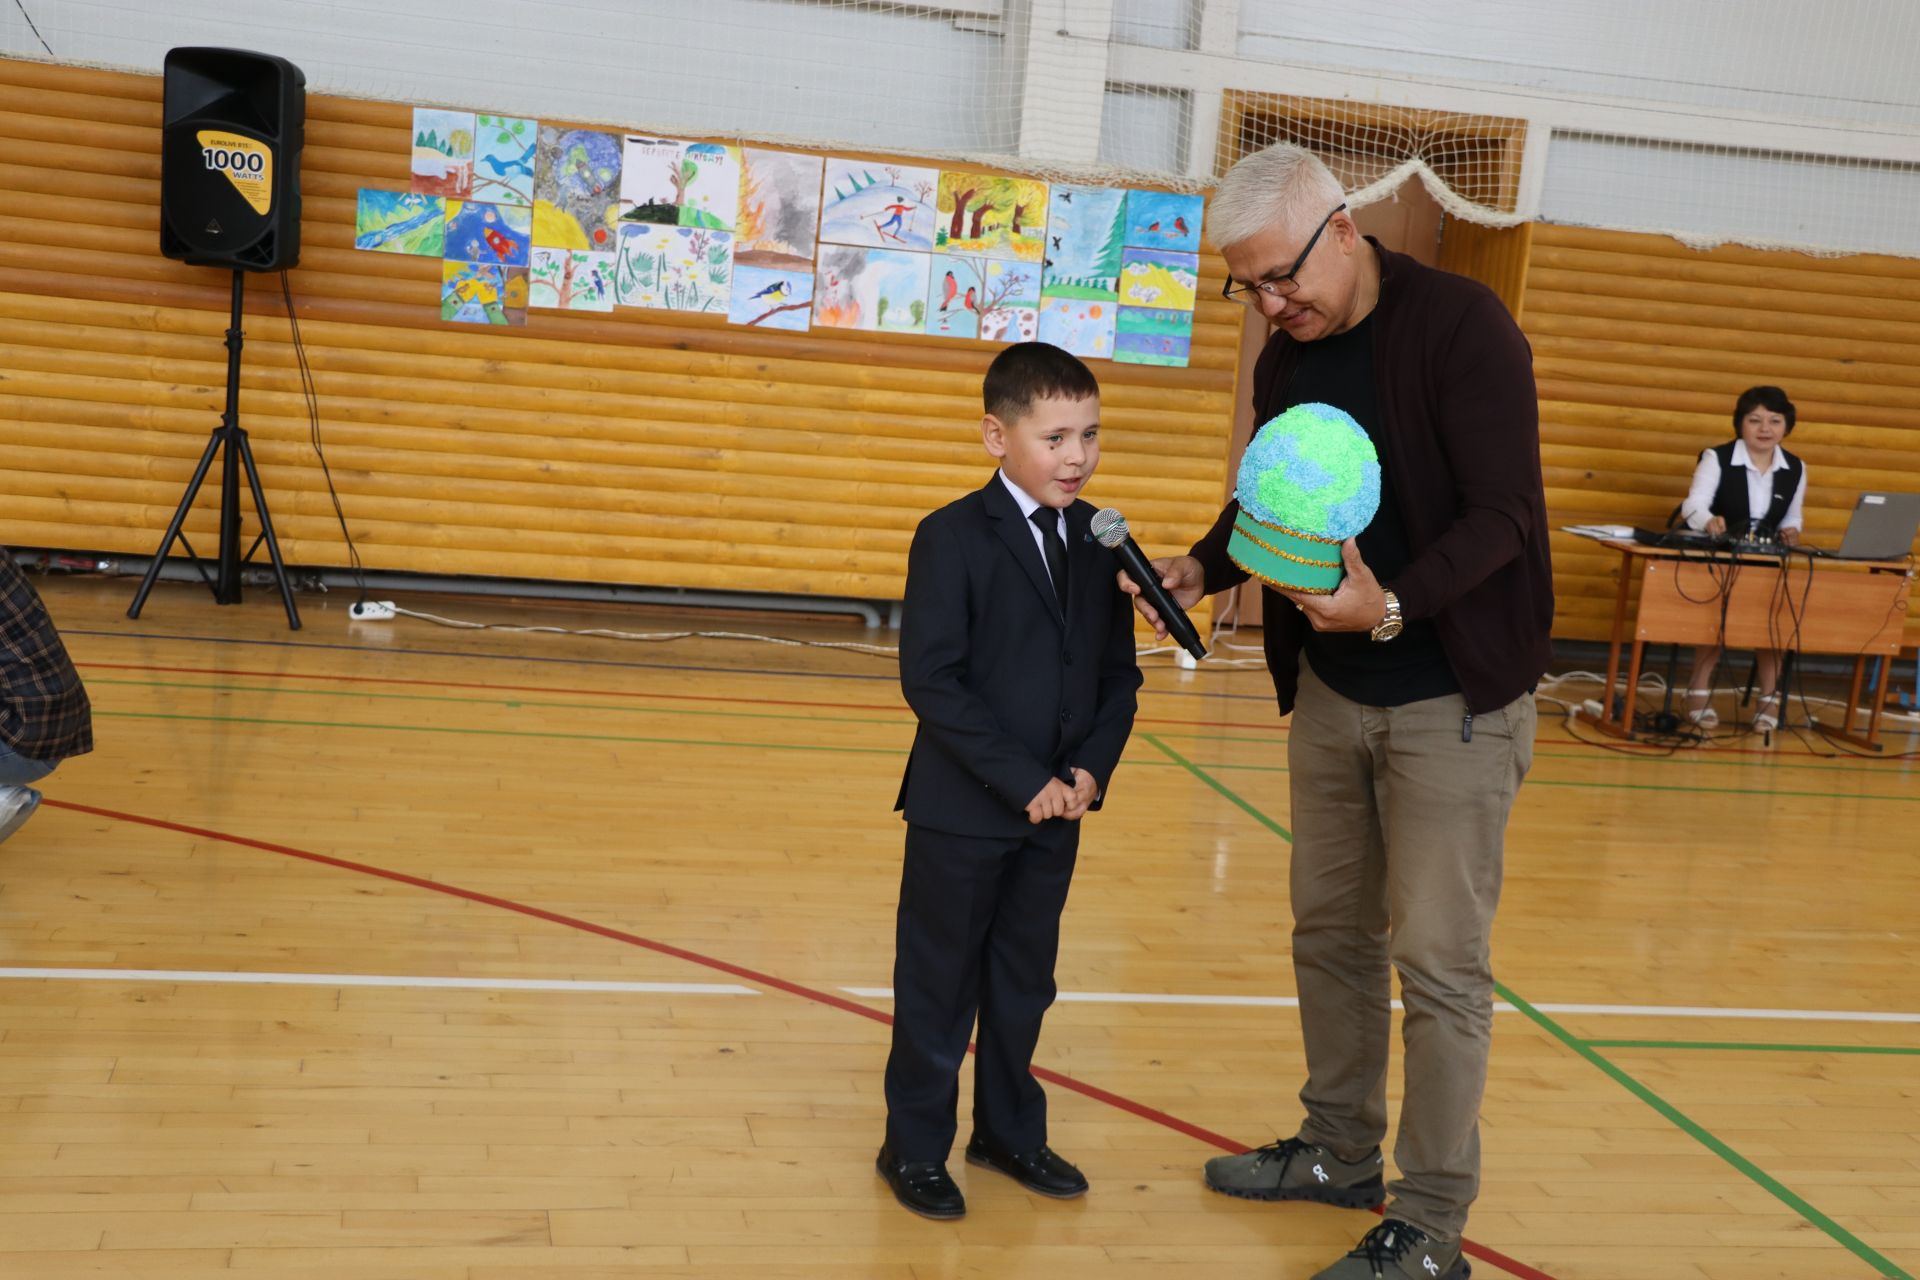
[92,709,905,757]
[1511,775,1920,803]
[87,677,912,728]
[1181,757,1920,803]
[94,686,1920,803]
[1505,988,1912,1279]
[1152,742,1911,1280]
[1142,723,1920,774]
[1142,733,1293,842]
[89,708,1216,776]
[1583,1039,1920,1057]
[93,678,1920,799]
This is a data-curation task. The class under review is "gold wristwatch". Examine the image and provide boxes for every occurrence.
[1370,589,1404,642]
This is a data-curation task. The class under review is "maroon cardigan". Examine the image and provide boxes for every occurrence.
[1192,240,1554,715]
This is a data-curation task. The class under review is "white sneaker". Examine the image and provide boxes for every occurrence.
[0,786,42,845]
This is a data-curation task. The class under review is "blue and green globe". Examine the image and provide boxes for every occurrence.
[1228,402,1381,593]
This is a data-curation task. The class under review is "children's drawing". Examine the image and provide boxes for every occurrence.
[619,137,687,226]
[529,248,616,311]
[925,258,983,340]
[533,127,623,251]
[442,260,527,326]
[729,265,813,331]
[1114,305,1193,367]
[411,108,474,199]
[443,201,532,268]
[1037,296,1116,360]
[811,245,929,334]
[1119,247,1199,311]
[472,114,536,207]
[737,149,824,269]
[936,170,1048,263]
[819,159,938,251]
[615,224,733,312]
[355,190,445,256]
[1040,184,1126,299]
[978,260,1041,343]
[677,143,740,231]
[500,266,529,325]
[1123,190,1205,252]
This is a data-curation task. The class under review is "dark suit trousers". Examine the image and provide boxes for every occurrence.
[883,819,1081,1163]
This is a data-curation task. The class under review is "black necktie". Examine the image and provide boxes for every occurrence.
[1030,507,1068,612]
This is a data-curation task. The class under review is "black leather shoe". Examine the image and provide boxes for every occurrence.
[876,1143,966,1219]
[964,1135,1089,1198]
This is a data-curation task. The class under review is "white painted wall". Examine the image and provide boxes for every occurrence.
[1541,133,1920,258]
[0,0,1020,155]
[1232,0,1920,128]
[1098,86,1185,173]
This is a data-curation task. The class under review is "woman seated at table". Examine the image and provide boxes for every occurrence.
[1676,385,1807,731]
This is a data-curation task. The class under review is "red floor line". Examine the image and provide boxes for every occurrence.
[79,661,1915,762]
[75,661,1285,733]
[43,797,1556,1280]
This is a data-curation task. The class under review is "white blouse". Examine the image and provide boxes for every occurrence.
[1680,441,1806,535]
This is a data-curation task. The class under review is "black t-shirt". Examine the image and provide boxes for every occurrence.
[1279,317,1459,707]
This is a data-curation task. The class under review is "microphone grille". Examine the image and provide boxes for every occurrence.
[1090,507,1128,549]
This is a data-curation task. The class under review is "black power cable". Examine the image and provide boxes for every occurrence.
[278,270,368,606]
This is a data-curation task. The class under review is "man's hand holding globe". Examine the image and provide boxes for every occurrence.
[1120,403,1391,635]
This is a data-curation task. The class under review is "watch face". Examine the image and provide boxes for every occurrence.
[1372,620,1404,642]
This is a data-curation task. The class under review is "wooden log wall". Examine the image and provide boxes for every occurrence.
[1436,218,1530,320]
[1524,223,1920,643]
[0,58,1237,602]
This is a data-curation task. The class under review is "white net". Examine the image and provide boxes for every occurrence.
[6,0,1920,256]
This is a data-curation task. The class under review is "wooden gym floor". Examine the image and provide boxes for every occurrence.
[1,576,1916,1280]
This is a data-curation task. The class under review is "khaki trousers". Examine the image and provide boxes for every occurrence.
[1286,658,1535,1239]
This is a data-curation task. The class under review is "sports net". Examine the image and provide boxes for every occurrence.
[6,0,1920,256]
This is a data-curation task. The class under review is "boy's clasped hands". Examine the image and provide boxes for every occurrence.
[1025,767,1098,825]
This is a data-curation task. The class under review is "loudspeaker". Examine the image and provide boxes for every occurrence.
[159,47,305,271]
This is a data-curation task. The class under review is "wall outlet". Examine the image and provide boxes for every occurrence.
[348,600,396,621]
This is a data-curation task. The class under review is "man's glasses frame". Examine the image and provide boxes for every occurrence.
[1221,202,1349,303]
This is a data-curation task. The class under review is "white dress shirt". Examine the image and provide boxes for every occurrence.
[1681,440,1807,534]
[998,470,1067,590]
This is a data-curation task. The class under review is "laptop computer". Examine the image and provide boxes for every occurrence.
[1835,492,1920,560]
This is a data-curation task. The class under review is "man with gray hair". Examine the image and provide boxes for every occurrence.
[1123,143,1551,1280]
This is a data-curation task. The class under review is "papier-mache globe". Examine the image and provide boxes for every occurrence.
[1228,402,1381,594]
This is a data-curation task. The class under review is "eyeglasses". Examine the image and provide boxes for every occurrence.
[1221,203,1348,304]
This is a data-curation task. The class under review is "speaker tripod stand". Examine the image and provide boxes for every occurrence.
[128,268,301,630]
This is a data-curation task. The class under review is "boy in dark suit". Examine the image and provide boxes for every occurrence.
[878,342,1143,1219]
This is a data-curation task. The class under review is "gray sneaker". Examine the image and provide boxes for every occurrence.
[1313,1219,1468,1280]
[0,787,41,846]
[1202,1136,1385,1208]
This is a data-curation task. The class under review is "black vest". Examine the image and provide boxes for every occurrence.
[1708,440,1802,536]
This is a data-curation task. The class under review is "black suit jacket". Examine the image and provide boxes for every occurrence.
[895,476,1143,838]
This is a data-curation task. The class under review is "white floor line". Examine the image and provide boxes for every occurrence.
[840,987,1920,1024]
[6,971,1912,1025]
[0,967,757,995]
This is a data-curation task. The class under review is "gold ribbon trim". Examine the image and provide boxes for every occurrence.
[1234,523,1342,570]
[1235,509,1346,546]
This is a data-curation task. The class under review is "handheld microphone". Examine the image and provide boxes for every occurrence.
[1091,507,1208,661]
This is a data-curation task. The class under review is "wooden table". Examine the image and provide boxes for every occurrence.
[1584,539,1913,749]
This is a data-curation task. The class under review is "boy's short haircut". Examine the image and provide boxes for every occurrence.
[983,341,1100,424]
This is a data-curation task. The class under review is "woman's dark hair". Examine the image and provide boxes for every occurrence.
[1733,385,1796,436]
